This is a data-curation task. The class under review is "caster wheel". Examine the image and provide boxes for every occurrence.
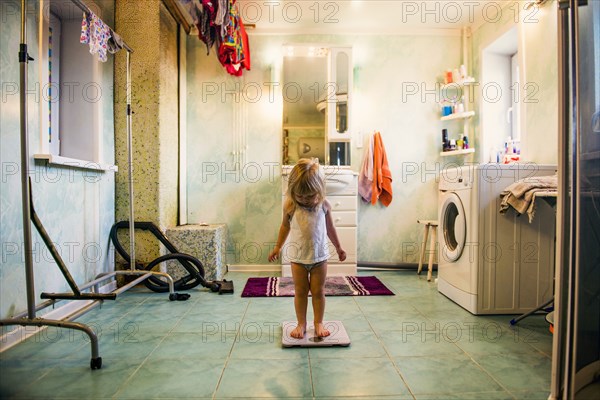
[90,357,102,370]
[169,293,191,301]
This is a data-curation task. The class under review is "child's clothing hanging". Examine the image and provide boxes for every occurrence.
[217,0,250,76]
[180,0,251,76]
[80,11,110,62]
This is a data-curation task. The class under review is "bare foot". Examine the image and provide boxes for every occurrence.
[314,322,331,337]
[290,324,306,339]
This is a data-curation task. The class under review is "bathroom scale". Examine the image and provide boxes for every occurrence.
[282,321,351,347]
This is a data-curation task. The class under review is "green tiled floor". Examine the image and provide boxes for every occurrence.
[0,271,554,399]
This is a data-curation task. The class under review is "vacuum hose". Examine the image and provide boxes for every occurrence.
[109,221,219,292]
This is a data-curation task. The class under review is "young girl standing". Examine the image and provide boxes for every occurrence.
[268,159,347,338]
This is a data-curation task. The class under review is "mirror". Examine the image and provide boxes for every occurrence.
[282,45,352,166]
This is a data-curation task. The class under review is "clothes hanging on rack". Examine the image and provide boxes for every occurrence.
[179,0,251,76]
[215,0,231,37]
[218,2,250,77]
[196,0,218,55]
[107,29,126,54]
[80,11,111,62]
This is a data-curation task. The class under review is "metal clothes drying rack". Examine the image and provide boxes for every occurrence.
[509,191,558,326]
[0,0,188,370]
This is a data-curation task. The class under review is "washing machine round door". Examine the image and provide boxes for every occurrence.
[440,192,466,262]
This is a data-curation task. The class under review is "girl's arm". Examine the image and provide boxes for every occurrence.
[323,200,347,262]
[268,208,292,262]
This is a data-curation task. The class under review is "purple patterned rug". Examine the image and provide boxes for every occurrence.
[241,276,394,297]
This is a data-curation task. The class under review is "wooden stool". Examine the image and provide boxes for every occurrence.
[417,219,438,282]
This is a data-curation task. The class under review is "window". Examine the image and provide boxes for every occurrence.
[510,53,521,143]
[37,0,112,170]
[481,26,522,163]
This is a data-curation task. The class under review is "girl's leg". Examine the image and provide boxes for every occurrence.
[291,262,310,338]
[309,261,330,337]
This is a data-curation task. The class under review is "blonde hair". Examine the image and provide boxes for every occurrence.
[285,158,325,212]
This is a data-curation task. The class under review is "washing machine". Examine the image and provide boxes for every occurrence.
[437,164,557,315]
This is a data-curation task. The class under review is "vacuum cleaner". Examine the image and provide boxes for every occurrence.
[109,221,234,295]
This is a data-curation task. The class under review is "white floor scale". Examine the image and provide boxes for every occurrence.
[282,321,351,347]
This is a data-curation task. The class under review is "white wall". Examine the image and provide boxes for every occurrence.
[472,1,558,166]
[185,33,463,265]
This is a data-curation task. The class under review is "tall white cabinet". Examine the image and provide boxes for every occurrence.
[281,167,358,277]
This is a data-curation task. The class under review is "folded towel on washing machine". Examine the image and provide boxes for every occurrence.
[499,174,558,222]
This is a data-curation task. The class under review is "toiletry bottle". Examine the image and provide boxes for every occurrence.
[453,68,460,84]
[463,135,469,149]
[442,129,449,151]
[460,64,467,80]
[445,69,453,84]
[456,96,465,113]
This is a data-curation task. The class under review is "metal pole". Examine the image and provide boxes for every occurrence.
[566,0,582,397]
[126,51,136,270]
[551,1,572,397]
[19,0,36,320]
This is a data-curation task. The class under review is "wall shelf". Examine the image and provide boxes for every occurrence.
[440,111,475,121]
[440,148,475,157]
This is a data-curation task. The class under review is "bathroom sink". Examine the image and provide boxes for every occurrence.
[323,167,357,196]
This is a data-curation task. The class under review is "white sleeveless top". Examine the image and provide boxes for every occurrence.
[286,203,330,264]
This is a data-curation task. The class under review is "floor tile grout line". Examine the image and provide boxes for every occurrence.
[210,296,250,400]
[353,295,417,400]
[110,294,200,399]
[462,351,519,399]
[308,347,315,399]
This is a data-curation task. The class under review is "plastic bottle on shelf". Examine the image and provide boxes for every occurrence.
[463,135,469,149]
[460,64,467,81]
[456,96,465,114]
[453,69,461,84]
[445,69,453,84]
[442,129,449,151]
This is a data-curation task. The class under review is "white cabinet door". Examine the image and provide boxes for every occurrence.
[330,211,356,227]
[327,196,357,211]
[327,227,357,263]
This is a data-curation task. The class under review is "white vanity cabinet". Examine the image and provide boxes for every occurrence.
[281,167,358,277]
